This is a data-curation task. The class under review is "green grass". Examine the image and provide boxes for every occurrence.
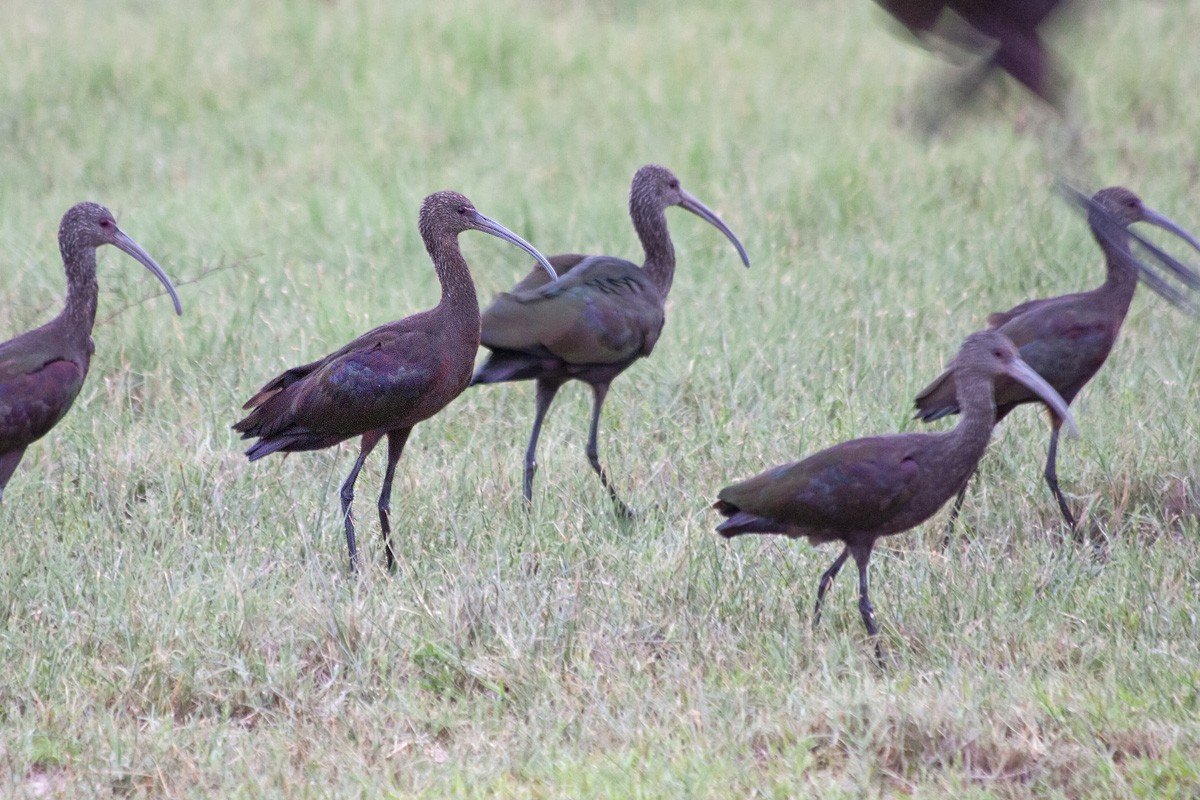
[2,0,1200,796]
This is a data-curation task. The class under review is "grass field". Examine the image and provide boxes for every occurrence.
[2,0,1199,796]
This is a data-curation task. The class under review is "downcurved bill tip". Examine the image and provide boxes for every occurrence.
[471,211,558,282]
[113,230,183,315]
[679,191,751,268]
[1006,356,1080,439]
[1141,207,1200,257]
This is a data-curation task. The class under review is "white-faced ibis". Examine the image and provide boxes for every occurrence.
[876,0,1076,128]
[471,164,750,517]
[0,203,182,502]
[714,330,1078,655]
[234,191,556,572]
[915,186,1200,531]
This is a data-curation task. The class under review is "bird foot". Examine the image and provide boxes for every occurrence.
[613,500,641,523]
[870,638,889,669]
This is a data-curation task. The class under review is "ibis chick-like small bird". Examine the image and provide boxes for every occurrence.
[234,191,556,572]
[0,203,181,502]
[715,330,1078,655]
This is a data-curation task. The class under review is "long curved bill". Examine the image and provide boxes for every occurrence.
[1005,356,1080,439]
[1059,182,1200,313]
[112,229,183,315]
[679,190,751,268]
[470,210,558,282]
[1129,206,1200,293]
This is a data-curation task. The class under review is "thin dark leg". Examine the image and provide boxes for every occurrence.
[524,378,564,506]
[377,428,411,573]
[813,547,850,629]
[340,431,383,573]
[941,470,974,549]
[850,544,884,663]
[585,382,635,519]
[1043,423,1077,530]
[0,447,27,503]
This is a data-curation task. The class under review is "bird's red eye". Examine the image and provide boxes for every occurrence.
[457,206,468,215]
[100,219,114,228]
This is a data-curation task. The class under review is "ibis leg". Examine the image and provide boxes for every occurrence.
[524,378,564,506]
[0,447,27,503]
[850,544,884,662]
[941,470,974,549]
[585,381,634,519]
[340,431,384,573]
[377,428,411,573]
[813,546,850,629]
[1043,423,1077,530]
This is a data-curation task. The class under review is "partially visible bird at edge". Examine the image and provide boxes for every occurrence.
[874,0,1079,134]
[471,164,750,518]
[715,330,1078,661]
[234,191,557,573]
[914,184,1200,536]
[0,203,182,502]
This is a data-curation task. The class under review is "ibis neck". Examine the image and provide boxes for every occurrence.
[634,205,675,297]
[427,235,481,324]
[1093,227,1139,318]
[948,372,999,464]
[59,246,99,342]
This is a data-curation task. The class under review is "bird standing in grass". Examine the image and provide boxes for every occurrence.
[472,165,750,517]
[715,330,1077,657]
[235,191,556,572]
[915,186,1200,532]
[0,203,182,502]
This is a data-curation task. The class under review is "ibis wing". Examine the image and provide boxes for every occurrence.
[240,319,419,409]
[481,256,663,364]
[505,253,589,294]
[991,301,1115,408]
[913,366,959,421]
[718,436,922,534]
[238,325,454,442]
[987,288,1094,331]
[290,328,451,433]
[987,297,1052,328]
[920,293,1116,420]
[0,324,73,385]
[0,359,85,453]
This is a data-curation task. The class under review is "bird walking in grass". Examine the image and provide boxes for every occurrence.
[715,330,1078,658]
[915,186,1200,533]
[0,203,182,502]
[234,191,556,572]
[471,165,750,518]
